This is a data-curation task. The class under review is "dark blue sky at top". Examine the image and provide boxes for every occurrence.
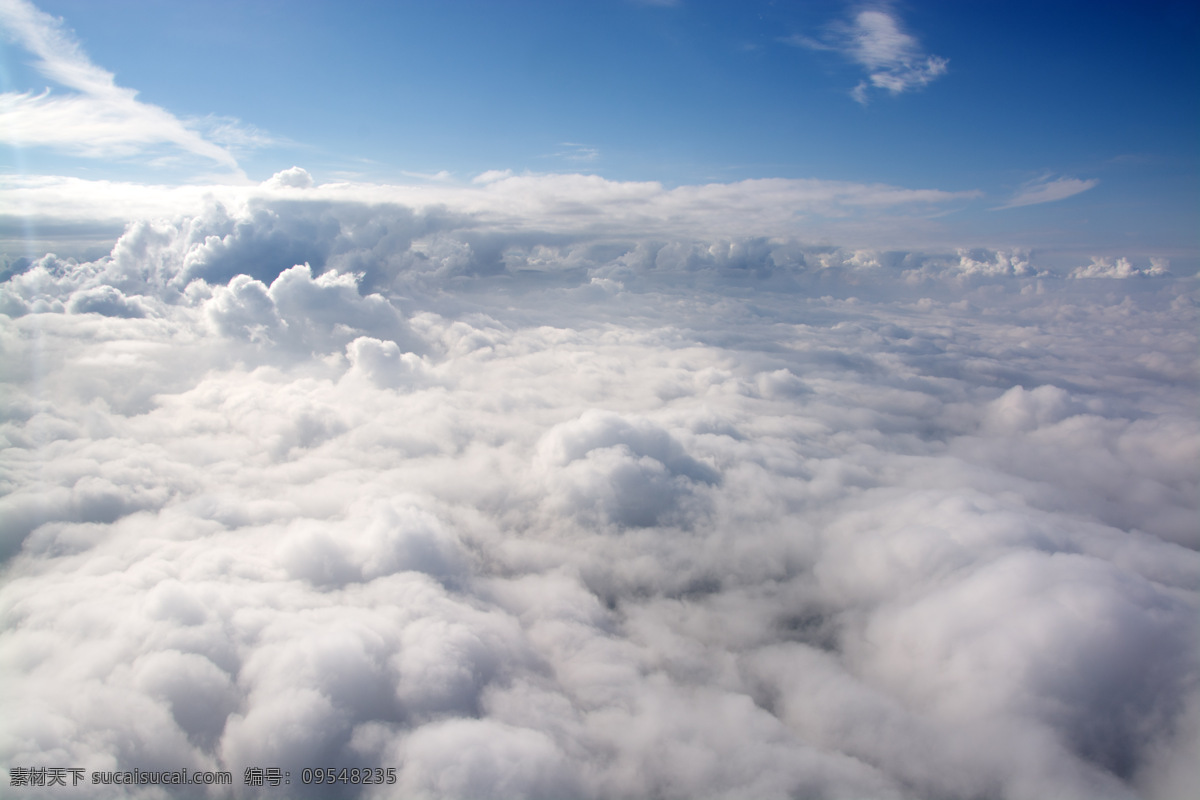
[2,0,1197,260]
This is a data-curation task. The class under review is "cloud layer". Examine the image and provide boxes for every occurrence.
[0,168,985,264]
[1,179,1197,799]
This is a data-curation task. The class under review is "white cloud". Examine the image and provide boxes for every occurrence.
[789,5,948,103]
[0,170,981,258]
[0,0,245,172]
[189,114,280,153]
[472,169,515,184]
[551,142,601,163]
[996,175,1100,210]
[2,187,1197,800]
[400,170,455,183]
[262,166,315,190]
[1069,256,1171,279]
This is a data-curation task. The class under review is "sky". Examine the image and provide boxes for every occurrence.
[1,0,1197,267]
[1,2,1198,800]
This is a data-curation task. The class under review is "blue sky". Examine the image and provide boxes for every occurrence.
[2,0,1198,265]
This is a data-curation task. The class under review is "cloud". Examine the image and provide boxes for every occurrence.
[788,5,948,103]
[996,175,1100,210]
[400,170,455,183]
[1,186,1197,800]
[189,114,280,153]
[472,169,515,184]
[535,410,720,528]
[0,0,245,172]
[1069,256,1171,279]
[0,170,982,261]
[262,166,315,190]
[550,142,601,163]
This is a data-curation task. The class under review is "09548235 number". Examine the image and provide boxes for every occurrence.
[300,768,396,785]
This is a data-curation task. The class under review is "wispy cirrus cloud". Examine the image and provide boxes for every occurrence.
[400,169,455,183]
[0,0,248,173]
[187,114,280,153]
[995,175,1099,210]
[788,5,947,104]
[550,142,601,163]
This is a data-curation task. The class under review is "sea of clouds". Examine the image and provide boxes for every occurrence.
[1,169,1197,799]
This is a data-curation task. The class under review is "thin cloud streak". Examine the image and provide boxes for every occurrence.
[0,0,244,172]
[995,175,1100,210]
[551,142,601,163]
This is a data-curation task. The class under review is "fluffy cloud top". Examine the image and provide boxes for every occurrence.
[1,184,1197,799]
[1070,256,1171,279]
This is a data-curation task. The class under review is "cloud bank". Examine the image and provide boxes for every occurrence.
[1,172,1197,799]
[0,169,983,263]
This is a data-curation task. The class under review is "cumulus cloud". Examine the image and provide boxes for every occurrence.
[535,410,720,529]
[1069,255,1171,279]
[996,175,1100,210]
[261,167,315,190]
[1,182,1197,800]
[788,5,948,103]
[0,0,245,171]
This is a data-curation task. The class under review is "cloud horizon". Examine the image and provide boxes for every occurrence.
[2,181,1197,799]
